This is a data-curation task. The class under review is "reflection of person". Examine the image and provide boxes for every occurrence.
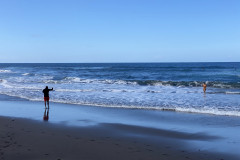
[43,86,53,108]
[43,108,49,121]
[202,82,207,93]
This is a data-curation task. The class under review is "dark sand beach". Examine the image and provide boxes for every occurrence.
[0,95,240,160]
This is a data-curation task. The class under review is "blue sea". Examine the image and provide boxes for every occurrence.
[0,63,240,116]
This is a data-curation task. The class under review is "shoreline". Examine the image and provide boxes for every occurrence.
[1,93,240,118]
[0,95,240,159]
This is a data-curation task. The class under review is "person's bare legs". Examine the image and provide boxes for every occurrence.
[44,101,47,108]
[47,100,49,108]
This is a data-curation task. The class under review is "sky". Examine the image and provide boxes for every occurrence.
[0,0,239,63]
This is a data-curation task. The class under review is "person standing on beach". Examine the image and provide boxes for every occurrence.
[43,86,53,108]
[202,82,207,93]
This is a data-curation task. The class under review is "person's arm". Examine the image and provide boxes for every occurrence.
[50,88,53,91]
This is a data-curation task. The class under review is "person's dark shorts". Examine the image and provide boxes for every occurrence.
[44,97,50,101]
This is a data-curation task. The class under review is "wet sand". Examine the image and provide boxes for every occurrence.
[0,117,239,160]
[0,96,240,160]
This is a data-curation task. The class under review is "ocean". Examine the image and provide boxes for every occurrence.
[0,63,240,117]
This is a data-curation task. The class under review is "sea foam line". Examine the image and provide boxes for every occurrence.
[2,92,239,117]
[47,99,240,117]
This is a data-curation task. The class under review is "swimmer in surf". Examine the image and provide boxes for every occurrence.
[202,82,207,93]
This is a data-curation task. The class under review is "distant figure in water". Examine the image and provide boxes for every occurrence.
[202,82,207,93]
[43,108,49,121]
[43,86,53,108]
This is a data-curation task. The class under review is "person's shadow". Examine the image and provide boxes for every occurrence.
[43,108,50,121]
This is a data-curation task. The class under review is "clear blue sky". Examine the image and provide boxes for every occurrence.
[0,0,239,63]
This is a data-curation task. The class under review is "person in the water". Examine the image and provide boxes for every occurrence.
[42,86,53,108]
[202,82,207,93]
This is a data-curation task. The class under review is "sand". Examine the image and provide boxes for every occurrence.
[0,117,238,160]
[0,97,239,160]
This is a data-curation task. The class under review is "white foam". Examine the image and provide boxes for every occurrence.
[152,82,164,86]
[0,79,7,83]
[0,80,42,90]
[64,77,93,83]
[44,80,59,84]
[63,77,137,85]
[0,79,13,88]
[47,100,240,117]
[174,107,240,117]
[213,83,231,88]
[22,73,30,76]
[225,91,240,94]
[14,86,42,90]
[56,89,94,92]
[147,90,162,93]
[0,70,11,73]
[101,89,135,93]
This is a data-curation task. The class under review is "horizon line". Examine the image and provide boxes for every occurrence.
[0,62,240,64]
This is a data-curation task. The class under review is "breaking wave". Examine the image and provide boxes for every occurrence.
[0,70,12,73]
[41,77,240,89]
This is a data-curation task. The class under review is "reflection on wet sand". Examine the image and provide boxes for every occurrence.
[43,108,49,121]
